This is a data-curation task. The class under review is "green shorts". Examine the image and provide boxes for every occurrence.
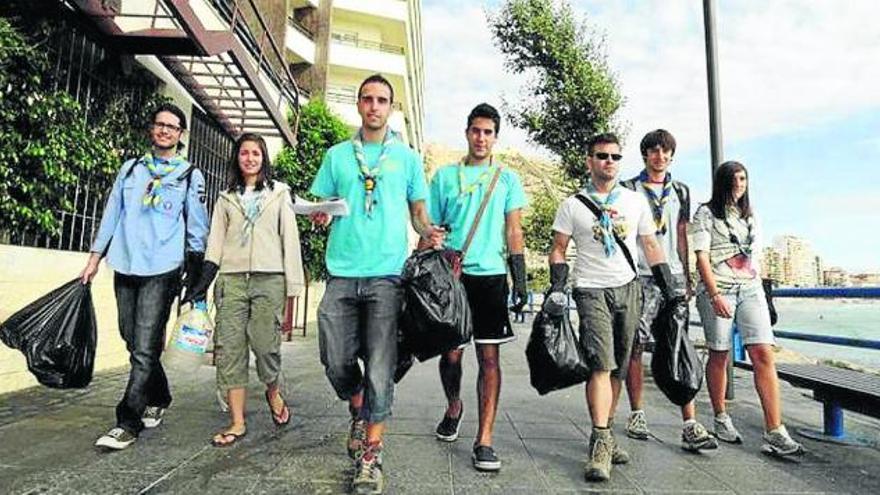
[572,279,642,379]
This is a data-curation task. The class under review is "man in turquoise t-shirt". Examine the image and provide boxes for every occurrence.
[309,74,443,495]
[425,103,528,472]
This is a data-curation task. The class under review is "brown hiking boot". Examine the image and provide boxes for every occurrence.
[585,427,613,482]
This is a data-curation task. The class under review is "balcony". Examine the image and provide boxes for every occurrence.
[286,16,315,64]
[325,84,406,141]
[333,0,407,22]
[329,32,406,75]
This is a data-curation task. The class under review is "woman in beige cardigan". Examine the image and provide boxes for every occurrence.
[186,133,304,446]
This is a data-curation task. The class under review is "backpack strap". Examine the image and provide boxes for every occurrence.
[573,193,637,276]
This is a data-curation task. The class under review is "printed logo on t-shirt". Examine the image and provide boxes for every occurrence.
[590,208,629,242]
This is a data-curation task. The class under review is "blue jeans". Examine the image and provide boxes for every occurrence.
[318,276,402,423]
[113,268,179,435]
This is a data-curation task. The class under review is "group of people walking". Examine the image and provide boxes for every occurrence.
[78,73,802,494]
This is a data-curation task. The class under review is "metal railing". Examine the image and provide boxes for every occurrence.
[330,32,404,55]
[288,16,314,41]
[325,84,404,110]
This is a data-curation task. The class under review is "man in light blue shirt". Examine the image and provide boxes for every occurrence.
[426,103,527,472]
[81,103,209,450]
[309,74,443,495]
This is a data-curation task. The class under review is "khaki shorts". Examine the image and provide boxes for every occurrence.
[213,273,286,391]
[572,279,642,379]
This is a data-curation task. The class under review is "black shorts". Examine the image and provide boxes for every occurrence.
[460,274,515,345]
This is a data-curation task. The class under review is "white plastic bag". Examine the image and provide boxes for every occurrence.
[163,302,213,373]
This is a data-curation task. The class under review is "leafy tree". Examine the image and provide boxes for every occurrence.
[0,15,162,240]
[489,0,624,184]
[274,99,350,282]
[522,188,559,257]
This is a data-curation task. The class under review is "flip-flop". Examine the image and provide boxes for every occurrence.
[211,430,247,448]
[265,388,290,426]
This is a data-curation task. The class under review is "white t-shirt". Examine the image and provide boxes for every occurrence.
[552,187,656,289]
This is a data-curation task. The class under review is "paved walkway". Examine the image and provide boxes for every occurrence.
[1,320,879,494]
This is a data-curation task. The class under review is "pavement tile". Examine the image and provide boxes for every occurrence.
[0,467,157,495]
[522,438,640,493]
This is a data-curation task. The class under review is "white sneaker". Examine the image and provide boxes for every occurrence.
[713,414,743,444]
[625,410,650,440]
[142,406,165,429]
[762,425,804,457]
[95,427,137,450]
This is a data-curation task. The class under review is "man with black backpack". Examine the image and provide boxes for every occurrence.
[547,133,678,482]
[80,103,209,450]
[620,129,717,452]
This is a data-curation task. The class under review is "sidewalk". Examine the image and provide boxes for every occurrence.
[1,320,879,494]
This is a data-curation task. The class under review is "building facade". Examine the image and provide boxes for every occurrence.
[774,235,820,287]
[286,0,425,151]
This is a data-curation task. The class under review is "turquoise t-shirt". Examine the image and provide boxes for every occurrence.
[428,163,527,275]
[310,139,428,277]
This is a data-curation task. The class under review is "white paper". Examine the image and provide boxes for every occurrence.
[291,195,350,217]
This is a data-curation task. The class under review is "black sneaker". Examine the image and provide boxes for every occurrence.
[142,406,165,429]
[435,405,464,442]
[95,427,137,450]
[472,445,501,472]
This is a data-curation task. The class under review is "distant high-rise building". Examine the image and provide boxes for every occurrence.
[760,246,784,282]
[774,235,819,287]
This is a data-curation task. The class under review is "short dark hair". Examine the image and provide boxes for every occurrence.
[466,103,501,134]
[150,102,187,131]
[227,133,274,193]
[358,74,394,103]
[707,160,751,219]
[640,129,676,157]
[587,132,620,155]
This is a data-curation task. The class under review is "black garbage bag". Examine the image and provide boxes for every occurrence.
[0,279,97,388]
[762,278,778,326]
[650,297,703,406]
[393,325,415,384]
[399,249,472,362]
[525,309,589,395]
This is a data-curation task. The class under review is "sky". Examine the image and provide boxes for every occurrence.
[420,0,880,272]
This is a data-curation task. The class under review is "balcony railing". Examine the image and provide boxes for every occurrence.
[288,16,314,41]
[330,32,404,55]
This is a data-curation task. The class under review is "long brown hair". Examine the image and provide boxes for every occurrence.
[227,133,274,193]
[707,160,751,219]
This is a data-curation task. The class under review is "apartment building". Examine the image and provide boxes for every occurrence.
[286,0,425,151]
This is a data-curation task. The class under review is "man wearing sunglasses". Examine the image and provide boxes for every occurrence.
[81,103,209,450]
[548,133,680,482]
[619,129,718,452]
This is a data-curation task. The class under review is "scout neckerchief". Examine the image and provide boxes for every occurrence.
[352,128,396,217]
[585,181,621,257]
[457,155,495,203]
[723,205,756,277]
[638,169,673,235]
[238,186,266,245]
[141,152,187,210]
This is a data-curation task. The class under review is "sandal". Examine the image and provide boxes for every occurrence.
[211,428,247,448]
[265,388,290,426]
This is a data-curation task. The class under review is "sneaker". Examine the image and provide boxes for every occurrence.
[348,417,368,459]
[95,427,137,450]
[584,428,613,482]
[713,414,743,444]
[681,421,719,452]
[625,410,650,440]
[472,445,501,472]
[352,443,384,494]
[608,426,630,464]
[435,405,464,442]
[142,406,165,429]
[761,425,804,457]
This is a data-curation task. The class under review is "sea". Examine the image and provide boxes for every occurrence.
[772,298,880,371]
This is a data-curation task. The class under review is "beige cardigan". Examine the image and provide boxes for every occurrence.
[205,181,305,297]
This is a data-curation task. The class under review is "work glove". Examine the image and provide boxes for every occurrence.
[182,251,204,295]
[182,260,219,305]
[508,254,528,313]
[651,262,685,303]
[548,263,569,293]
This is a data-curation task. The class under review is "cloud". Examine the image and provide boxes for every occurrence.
[422,0,880,161]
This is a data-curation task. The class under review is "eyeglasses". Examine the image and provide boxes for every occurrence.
[592,152,623,162]
[152,122,182,132]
